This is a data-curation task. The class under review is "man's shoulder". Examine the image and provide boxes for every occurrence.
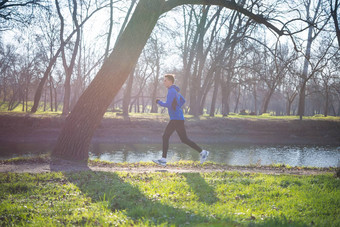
[168,87,177,93]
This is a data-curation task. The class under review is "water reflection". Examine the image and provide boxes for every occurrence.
[0,142,339,167]
[89,143,340,168]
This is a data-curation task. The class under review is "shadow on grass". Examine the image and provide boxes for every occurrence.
[182,172,219,205]
[64,170,232,226]
[48,162,314,226]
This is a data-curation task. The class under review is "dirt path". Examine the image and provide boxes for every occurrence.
[0,161,335,175]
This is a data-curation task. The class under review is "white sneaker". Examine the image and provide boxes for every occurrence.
[200,150,209,164]
[153,158,167,166]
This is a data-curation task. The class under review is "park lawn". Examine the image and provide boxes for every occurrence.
[1,102,340,121]
[0,171,339,226]
[1,110,340,122]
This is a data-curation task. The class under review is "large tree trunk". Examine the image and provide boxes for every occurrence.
[52,0,163,161]
[233,84,241,113]
[298,79,308,120]
[221,81,231,116]
[286,101,291,116]
[260,89,275,114]
[62,75,72,115]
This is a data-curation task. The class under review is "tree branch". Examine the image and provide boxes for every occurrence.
[0,0,39,9]
[163,0,284,36]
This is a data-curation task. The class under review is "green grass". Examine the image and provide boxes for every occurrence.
[1,101,340,121]
[197,113,340,121]
[0,101,62,114]
[0,170,339,226]
[1,155,335,172]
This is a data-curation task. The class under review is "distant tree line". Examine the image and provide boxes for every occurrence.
[0,0,339,117]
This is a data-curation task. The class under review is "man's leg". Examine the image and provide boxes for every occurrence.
[153,121,176,166]
[162,120,177,158]
[175,120,202,153]
[175,120,209,163]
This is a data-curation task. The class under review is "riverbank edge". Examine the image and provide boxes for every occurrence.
[0,113,339,146]
[0,156,337,175]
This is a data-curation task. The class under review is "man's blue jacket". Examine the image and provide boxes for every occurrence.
[157,85,185,120]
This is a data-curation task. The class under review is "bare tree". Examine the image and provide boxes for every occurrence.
[30,1,107,113]
[320,70,333,116]
[148,35,164,113]
[0,42,41,111]
[292,0,330,119]
[188,5,215,116]
[0,44,16,103]
[195,7,225,116]
[283,68,299,115]
[179,5,200,100]
[220,7,254,116]
[317,44,339,116]
[56,0,81,115]
[259,43,295,114]
[129,54,154,113]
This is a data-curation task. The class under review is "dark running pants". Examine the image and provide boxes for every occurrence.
[162,120,202,158]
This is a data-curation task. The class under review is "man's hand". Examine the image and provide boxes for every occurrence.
[156,99,160,104]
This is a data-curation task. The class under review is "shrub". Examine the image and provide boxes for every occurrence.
[239,109,247,115]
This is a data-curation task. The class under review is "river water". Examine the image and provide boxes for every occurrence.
[1,143,339,168]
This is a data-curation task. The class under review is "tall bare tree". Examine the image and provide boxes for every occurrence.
[188,5,212,116]
[259,43,295,114]
[295,0,330,119]
[30,1,106,113]
[56,0,81,115]
[180,5,199,100]
[220,6,253,116]
[283,68,299,115]
[148,36,164,113]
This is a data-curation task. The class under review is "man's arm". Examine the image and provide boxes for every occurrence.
[157,89,175,108]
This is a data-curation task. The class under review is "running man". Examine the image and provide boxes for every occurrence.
[152,74,209,166]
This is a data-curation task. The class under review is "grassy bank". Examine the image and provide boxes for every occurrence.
[1,105,340,122]
[0,170,339,226]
